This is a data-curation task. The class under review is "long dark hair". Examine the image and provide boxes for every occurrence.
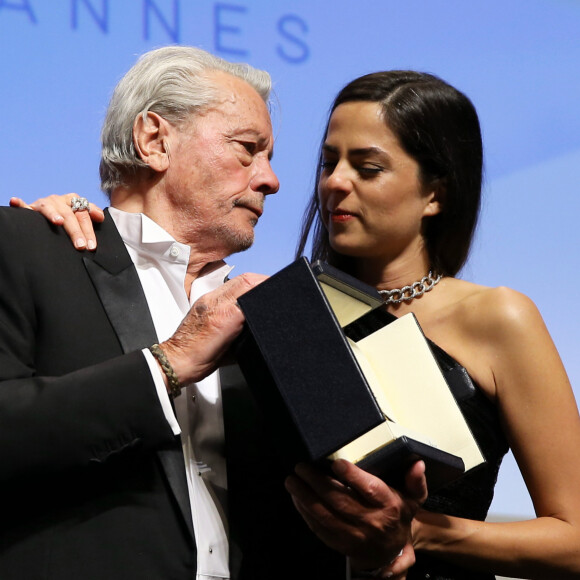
[296,71,483,277]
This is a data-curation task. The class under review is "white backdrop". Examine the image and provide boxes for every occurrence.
[2,0,580,520]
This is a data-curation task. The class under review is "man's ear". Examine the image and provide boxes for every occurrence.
[422,178,446,218]
[133,111,171,172]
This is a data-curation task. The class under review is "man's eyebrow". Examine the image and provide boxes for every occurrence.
[234,129,272,146]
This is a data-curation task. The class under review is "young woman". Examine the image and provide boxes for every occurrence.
[13,71,580,579]
[291,71,580,579]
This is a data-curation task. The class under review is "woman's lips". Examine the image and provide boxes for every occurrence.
[329,209,356,223]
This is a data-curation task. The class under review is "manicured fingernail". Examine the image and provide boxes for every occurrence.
[87,239,96,250]
[75,238,86,249]
[52,215,64,223]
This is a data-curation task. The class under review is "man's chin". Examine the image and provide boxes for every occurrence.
[209,223,255,257]
[224,232,255,256]
[230,239,254,254]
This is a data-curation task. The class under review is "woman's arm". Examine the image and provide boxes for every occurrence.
[413,287,580,578]
[9,193,104,250]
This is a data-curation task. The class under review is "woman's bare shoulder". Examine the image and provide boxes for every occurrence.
[423,280,551,400]
[444,279,546,344]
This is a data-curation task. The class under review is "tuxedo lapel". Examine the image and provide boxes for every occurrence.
[83,210,195,544]
[82,242,156,353]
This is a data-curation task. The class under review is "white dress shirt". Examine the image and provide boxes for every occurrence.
[109,207,233,580]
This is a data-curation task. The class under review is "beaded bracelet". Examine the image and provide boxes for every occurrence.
[149,343,182,399]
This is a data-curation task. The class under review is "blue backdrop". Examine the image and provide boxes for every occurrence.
[2,0,579,520]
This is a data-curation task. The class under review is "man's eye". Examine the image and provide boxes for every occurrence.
[240,142,257,155]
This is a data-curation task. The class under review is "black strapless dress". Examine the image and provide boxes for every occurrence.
[407,342,510,580]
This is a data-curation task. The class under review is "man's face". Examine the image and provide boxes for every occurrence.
[163,71,279,258]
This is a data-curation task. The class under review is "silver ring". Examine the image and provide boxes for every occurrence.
[71,197,90,212]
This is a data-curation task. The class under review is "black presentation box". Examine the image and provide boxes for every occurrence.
[234,258,483,491]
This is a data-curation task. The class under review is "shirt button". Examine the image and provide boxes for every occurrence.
[169,245,180,258]
[209,547,213,554]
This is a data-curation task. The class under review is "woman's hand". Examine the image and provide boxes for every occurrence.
[285,458,427,577]
[10,194,104,250]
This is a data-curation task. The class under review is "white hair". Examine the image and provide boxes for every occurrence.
[99,45,272,196]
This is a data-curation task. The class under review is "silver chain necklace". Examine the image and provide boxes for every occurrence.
[378,271,442,305]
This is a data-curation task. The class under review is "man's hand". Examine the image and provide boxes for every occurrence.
[285,458,427,577]
[159,273,266,387]
[10,194,104,250]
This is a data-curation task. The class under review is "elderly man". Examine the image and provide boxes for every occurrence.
[2,46,425,580]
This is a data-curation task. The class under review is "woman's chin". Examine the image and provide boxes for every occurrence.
[329,240,370,258]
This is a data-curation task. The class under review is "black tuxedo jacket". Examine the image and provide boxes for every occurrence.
[0,207,344,580]
[0,208,196,579]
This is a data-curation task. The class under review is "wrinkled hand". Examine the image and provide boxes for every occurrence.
[285,458,427,577]
[10,193,104,250]
[160,273,267,386]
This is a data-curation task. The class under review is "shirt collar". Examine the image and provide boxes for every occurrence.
[108,206,234,283]
[109,206,176,246]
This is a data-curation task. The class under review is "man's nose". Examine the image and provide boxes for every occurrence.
[252,160,280,195]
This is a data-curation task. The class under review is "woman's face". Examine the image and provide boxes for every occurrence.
[318,101,440,262]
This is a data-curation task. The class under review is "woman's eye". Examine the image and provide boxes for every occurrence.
[320,160,337,171]
[358,165,382,176]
